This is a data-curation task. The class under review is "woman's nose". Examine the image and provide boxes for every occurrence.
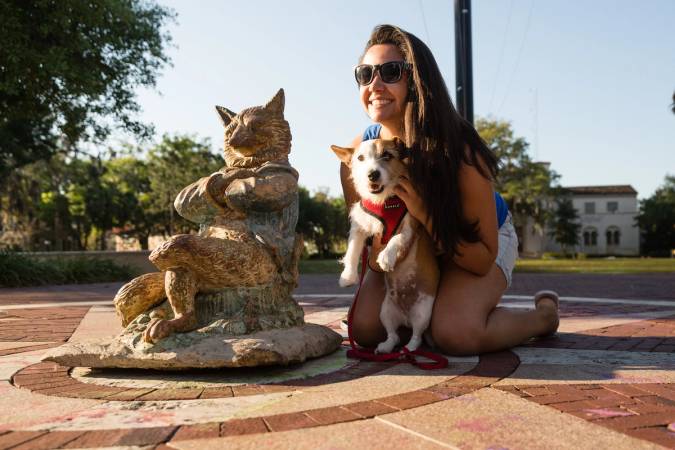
[369,72,385,90]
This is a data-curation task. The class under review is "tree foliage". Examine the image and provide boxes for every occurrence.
[145,135,223,236]
[476,118,559,231]
[548,194,581,255]
[297,187,348,258]
[0,135,222,251]
[636,175,675,256]
[0,0,174,176]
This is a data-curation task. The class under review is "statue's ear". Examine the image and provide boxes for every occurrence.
[330,145,354,166]
[264,88,285,115]
[215,105,236,127]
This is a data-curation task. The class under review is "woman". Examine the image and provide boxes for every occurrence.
[340,24,559,355]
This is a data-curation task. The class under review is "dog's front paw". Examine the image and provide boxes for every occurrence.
[339,267,358,287]
[376,249,397,272]
[375,340,397,354]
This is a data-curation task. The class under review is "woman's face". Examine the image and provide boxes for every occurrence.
[359,44,408,128]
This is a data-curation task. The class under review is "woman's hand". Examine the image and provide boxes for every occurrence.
[393,173,429,227]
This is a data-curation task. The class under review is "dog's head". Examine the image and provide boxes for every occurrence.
[331,138,409,203]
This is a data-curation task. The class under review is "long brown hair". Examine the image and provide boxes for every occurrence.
[362,24,499,257]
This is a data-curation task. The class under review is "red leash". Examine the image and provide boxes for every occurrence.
[345,249,448,370]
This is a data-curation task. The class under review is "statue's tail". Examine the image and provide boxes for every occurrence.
[285,233,304,288]
[113,272,166,327]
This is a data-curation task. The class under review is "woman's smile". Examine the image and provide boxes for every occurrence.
[359,44,409,130]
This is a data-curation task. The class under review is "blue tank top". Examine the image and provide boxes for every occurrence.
[362,124,509,228]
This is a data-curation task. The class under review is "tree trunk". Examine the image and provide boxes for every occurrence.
[139,234,149,250]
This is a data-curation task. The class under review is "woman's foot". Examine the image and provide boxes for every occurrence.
[534,290,560,336]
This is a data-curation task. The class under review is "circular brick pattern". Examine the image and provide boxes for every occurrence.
[11,349,394,401]
[3,279,675,449]
[4,350,520,448]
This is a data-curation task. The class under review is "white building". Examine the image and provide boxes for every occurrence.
[519,185,640,257]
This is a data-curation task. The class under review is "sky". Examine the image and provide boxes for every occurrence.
[134,0,675,200]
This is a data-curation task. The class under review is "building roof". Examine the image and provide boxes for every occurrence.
[562,185,638,196]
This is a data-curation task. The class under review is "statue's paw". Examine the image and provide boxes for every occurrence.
[339,268,358,287]
[143,314,198,344]
[143,319,174,344]
[376,249,397,272]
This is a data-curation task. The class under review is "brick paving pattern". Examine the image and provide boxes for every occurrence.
[0,274,673,449]
[497,383,675,448]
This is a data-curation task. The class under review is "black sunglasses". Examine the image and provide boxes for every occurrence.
[354,61,411,86]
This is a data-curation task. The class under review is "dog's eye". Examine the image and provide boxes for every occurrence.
[357,155,364,161]
[381,151,392,160]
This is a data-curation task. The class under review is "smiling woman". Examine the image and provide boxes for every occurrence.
[340,24,560,357]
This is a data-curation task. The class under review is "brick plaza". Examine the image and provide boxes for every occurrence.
[0,273,674,449]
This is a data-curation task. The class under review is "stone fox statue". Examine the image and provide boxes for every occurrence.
[113,89,303,343]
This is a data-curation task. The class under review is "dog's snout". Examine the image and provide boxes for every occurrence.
[368,170,380,181]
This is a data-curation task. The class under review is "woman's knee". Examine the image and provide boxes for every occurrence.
[350,310,386,348]
[430,319,486,355]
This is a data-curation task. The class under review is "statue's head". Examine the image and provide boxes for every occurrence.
[215,89,292,167]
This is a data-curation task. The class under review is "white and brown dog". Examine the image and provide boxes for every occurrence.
[332,138,439,353]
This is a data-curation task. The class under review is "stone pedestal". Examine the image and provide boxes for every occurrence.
[44,286,342,370]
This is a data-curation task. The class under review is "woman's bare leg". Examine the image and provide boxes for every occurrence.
[430,261,559,356]
[349,269,387,347]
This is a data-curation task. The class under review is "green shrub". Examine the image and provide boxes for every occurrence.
[0,252,134,287]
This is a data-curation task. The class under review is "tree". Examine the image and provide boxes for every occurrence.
[0,0,174,177]
[636,175,675,256]
[548,194,581,256]
[476,118,559,232]
[297,187,348,258]
[145,135,223,236]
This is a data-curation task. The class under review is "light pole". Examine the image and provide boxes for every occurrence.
[454,0,474,124]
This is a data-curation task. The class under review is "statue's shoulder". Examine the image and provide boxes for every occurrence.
[255,160,299,180]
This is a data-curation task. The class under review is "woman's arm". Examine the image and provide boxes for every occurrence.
[394,151,499,276]
[451,157,499,275]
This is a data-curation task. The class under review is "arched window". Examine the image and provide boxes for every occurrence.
[583,227,598,247]
[606,226,621,246]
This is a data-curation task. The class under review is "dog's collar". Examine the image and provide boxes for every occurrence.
[359,196,407,245]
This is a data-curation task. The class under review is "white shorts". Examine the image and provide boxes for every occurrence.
[495,212,518,288]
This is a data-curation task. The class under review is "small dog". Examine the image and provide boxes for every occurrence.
[331,138,439,353]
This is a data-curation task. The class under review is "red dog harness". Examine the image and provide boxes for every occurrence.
[347,196,448,370]
[359,196,407,245]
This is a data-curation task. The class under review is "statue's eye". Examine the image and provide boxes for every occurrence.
[381,151,392,160]
[357,155,364,161]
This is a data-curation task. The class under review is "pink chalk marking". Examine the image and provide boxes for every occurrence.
[668,422,675,433]
[582,408,634,418]
[454,418,492,433]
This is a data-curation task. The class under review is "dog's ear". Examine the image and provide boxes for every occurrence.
[330,145,354,166]
[391,137,410,164]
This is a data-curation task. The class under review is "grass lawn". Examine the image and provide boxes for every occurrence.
[299,257,675,274]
